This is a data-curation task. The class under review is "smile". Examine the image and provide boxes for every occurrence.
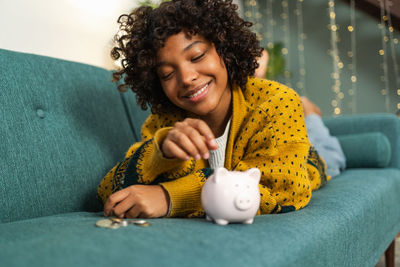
[187,82,210,99]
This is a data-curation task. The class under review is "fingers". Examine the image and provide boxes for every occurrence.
[162,118,218,160]
[104,189,141,218]
[104,185,169,219]
[125,205,143,218]
[172,128,210,159]
[172,129,202,158]
[104,187,141,218]
[104,189,130,217]
[112,197,136,218]
[186,119,215,142]
[162,139,192,161]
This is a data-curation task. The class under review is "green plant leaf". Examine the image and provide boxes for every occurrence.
[265,42,286,80]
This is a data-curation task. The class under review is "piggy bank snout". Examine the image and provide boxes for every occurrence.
[234,193,253,211]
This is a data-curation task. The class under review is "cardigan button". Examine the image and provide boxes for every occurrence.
[36,109,45,118]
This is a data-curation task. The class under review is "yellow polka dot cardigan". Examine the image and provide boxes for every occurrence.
[97,77,330,217]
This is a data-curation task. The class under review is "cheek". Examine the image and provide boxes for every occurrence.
[161,81,179,103]
[205,56,228,82]
[161,84,173,99]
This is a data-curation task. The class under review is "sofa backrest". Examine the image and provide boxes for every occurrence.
[0,49,148,223]
[119,90,150,144]
[323,113,400,170]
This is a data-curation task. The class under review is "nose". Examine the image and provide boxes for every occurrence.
[178,66,198,87]
[235,193,253,211]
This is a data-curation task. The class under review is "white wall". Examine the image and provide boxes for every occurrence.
[0,0,243,70]
[0,0,140,69]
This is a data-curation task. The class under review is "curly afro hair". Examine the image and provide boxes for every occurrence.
[111,0,263,114]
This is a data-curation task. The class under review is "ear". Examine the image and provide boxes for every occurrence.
[213,167,229,184]
[246,168,261,183]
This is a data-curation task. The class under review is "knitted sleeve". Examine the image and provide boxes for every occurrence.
[233,88,322,214]
[159,168,213,218]
[97,113,195,204]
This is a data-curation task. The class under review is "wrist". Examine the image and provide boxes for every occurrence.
[158,185,171,217]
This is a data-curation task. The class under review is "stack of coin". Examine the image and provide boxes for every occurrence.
[95,219,120,229]
[95,218,152,229]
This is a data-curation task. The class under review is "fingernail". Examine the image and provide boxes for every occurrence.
[194,154,201,160]
[209,139,217,147]
[184,156,190,161]
[203,152,209,159]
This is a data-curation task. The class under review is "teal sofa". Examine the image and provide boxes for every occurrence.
[1,48,399,267]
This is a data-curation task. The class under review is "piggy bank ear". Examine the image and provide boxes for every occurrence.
[213,167,229,184]
[246,168,261,183]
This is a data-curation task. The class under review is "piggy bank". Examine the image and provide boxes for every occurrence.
[201,167,261,225]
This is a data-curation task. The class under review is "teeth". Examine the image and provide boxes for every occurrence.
[188,83,208,98]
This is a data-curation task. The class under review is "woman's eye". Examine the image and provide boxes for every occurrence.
[161,72,173,80]
[191,53,205,62]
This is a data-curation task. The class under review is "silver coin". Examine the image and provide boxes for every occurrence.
[132,219,148,225]
[96,219,121,229]
[108,223,121,229]
[96,219,113,228]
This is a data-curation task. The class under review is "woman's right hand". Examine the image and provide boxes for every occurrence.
[161,118,218,161]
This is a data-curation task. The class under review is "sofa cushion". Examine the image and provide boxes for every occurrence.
[337,132,391,168]
[119,90,151,141]
[0,49,136,223]
[1,169,399,267]
[323,114,400,169]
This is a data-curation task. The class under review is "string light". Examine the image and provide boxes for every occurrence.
[265,0,275,74]
[328,0,342,116]
[384,0,400,113]
[296,0,307,96]
[348,0,358,113]
[378,0,390,112]
[244,0,263,46]
[281,0,292,87]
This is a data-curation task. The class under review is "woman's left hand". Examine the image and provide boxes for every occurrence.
[103,185,170,218]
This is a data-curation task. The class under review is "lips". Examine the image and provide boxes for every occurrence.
[184,81,211,99]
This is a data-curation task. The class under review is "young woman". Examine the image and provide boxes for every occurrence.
[97,0,329,219]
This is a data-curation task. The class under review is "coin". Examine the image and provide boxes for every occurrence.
[110,218,123,223]
[96,219,113,228]
[134,222,151,227]
[132,219,147,225]
[108,223,121,229]
[96,218,151,228]
[96,219,120,229]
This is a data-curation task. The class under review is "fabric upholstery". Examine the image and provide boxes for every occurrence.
[323,114,400,169]
[337,132,391,168]
[1,169,399,267]
[0,49,135,223]
[1,49,400,267]
[119,89,150,141]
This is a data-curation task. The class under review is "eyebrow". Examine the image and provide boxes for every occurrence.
[156,40,204,67]
[183,40,203,52]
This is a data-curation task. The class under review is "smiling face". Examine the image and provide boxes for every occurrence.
[156,31,232,128]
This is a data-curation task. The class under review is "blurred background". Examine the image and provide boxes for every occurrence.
[0,0,136,70]
[0,0,398,116]
[241,0,400,116]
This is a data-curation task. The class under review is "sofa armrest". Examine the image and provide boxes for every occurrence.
[322,113,400,169]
